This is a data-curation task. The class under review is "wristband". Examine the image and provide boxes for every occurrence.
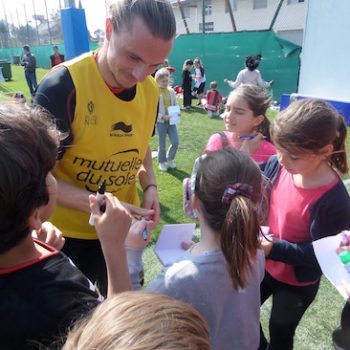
[143,183,157,193]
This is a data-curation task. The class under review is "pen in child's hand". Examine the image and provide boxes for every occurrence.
[239,135,256,140]
[239,135,266,140]
[142,229,148,241]
[89,179,107,226]
[133,215,148,241]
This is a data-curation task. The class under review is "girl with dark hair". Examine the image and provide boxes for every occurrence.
[128,148,266,350]
[224,54,274,89]
[205,84,276,170]
[259,99,350,350]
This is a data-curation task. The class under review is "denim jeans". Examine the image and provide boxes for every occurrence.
[156,122,179,163]
[25,70,38,96]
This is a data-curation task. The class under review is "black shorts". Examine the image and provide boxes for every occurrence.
[194,82,206,94]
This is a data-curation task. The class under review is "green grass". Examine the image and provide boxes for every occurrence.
[0,65,48,103]
[1,64,350,349]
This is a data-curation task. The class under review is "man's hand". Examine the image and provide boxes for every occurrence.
[142,185,160,228]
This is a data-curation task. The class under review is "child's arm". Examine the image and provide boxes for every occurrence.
[125,218,152,290]
[224,71,244,89]
[256,70,273,88]
[89,193,132,296]
[263,190,350,271]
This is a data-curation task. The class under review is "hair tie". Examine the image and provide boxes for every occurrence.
[221,183,253,207]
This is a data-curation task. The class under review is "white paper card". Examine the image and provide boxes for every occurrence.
[154,223,196,266]
[313,233,350,300]
[168,105,181,125]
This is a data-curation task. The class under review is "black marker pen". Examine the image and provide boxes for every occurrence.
[89,179,106,226]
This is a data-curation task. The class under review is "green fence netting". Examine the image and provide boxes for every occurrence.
[0,30,300,102]
[168,30,301,102]
[0,42,99,70]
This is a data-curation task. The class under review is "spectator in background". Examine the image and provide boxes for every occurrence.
[182,59,193,110]
[12,92,27,108]
[161,58,176,85]
[193,58,206,106]
[224,55,273,89]
[155,68,180,172]
[21,45,37,97]
[205,81,222,118]
[50,46,65,67]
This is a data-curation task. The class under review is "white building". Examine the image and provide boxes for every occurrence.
[171,0,306,45]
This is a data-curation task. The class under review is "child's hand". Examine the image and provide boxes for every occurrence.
[224,78,228,83]
[163,114,170,122]
[33,221,65,251]
[336,231,350,254]
[89,193,132,248]
[260,236,273,256]
[269,80,274,86]
[181,241,195,250]
[125,218,153,250]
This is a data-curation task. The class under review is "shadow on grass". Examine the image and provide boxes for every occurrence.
[158,201,179,226]
[0,83,13,96]
[166,167,190,181]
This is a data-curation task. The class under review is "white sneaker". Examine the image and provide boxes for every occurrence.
[159,162,168,171]
[168,160,176,169]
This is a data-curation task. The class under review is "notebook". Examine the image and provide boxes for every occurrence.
[154,223,196,266]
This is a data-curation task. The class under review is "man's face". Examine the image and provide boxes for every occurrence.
[106,17,173,88]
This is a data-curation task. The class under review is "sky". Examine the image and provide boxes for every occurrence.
[1,0,107,34]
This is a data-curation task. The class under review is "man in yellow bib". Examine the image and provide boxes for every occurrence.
[34,0,175,295]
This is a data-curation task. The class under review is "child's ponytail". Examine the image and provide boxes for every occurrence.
[221,184,260,290]
[330,114,349,174]
[194,149,262,290]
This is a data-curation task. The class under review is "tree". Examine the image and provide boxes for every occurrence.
[50,9,63,43]
[0,20,10,48]
[16,25,36,46]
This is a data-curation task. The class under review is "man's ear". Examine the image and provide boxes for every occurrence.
[27,209,42,231]
[105,18,113,40]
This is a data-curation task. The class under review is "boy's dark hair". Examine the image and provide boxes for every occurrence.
[185,59,193,66]
[0,105,60,253]
[23,45,30,52]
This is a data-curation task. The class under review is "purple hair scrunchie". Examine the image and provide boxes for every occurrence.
[221,183,253,207]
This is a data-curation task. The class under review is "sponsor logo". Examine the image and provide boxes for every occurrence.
[85,100,97,125]
[73,149,142,193]
[110,121,133,137]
